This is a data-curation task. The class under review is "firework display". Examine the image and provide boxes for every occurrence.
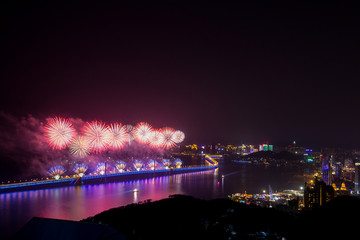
[47,157,187,179]
[69,136,90,158]
[147,159,160,169]
[134,122,153,143]
[161,127,176,149]
[108,123,128,149]
[45,117,185,156]
[172,130,185,144]
[44,117,186,179]
[149,130,164,147]
[45,117,76,149]
[95,163,106,175]
[174,159,183,168]
[162,159,171,168]
[134,160,143,171]
[115,161,126,172]
[83,121,110,152]
[49,165,66,179]
[73,163,88,177]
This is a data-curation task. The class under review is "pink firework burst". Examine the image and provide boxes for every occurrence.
[149,130,165,147]
[83,121,110,152]
[69,136,90,158]
[172,130,185,143]
[161,127,176,149]
[134,122,153,143]
[108,123,128,149]
[45,117,76,149]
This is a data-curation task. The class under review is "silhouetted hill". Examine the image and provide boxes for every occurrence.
[82,195,294,240]
[82,195,360,240]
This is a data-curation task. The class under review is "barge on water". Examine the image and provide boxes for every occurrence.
[0,165,218,193]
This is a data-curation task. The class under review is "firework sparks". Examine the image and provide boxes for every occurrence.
[161,127,176,149]
[49,165,65,179]
[162,159,171,168]
[70,136,90,158]
[43,116,185,157]
[95,163,106,175]
[134,122,153,143]
[83,121,110,152]
[73,163,88,177]
[108,123,128,149]
[115,161,126,172]
[174,159,183,168]
[149,130,165,147]
[133,160,143,171]
[172,130,185,143]
[45,117,76,149]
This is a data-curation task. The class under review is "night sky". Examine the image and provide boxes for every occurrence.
[1,2,360,148]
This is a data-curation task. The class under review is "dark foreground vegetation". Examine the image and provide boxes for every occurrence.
[82,195,360,240]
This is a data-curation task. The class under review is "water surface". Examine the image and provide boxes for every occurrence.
[0,161,307,238]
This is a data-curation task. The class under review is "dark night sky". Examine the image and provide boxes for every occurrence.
[1,1,360,148]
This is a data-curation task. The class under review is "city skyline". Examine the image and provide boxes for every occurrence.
[2,2,360,149]
[2,3,360,239]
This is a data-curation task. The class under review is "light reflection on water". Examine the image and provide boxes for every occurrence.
[0,163,306,239]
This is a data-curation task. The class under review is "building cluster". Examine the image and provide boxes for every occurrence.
[184,143,274,155]
[302,153,360,209]
[229,189,303,210]
[182,141,360,208]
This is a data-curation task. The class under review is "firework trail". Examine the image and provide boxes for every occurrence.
[45,117,76,149]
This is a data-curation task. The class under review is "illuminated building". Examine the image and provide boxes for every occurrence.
[355,162,360,194]
[322,156,332,185]
[304,178,334,210]
[331,182,350,196]
[259,144,273,151]
[339,183,350,196]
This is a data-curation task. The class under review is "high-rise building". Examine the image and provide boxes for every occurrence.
[355,162,360,194]
[304,178,335,210]
[322,156,332,185]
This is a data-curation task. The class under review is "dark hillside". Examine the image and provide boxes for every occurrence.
[291,196,360,240]
[82,195,294,240]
